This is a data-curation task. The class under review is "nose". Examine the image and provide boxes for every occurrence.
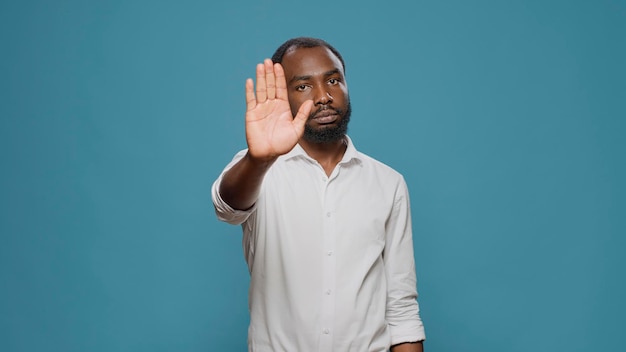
[314,86,333,105]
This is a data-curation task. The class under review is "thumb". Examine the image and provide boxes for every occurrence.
[292,100,313,132]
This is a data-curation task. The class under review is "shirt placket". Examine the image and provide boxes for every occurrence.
[318,171,337,352]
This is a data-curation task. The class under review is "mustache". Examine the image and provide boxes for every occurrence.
[309,106,342,119]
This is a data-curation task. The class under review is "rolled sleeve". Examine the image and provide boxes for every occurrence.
[211,149,256,225]
[384,178,426,345]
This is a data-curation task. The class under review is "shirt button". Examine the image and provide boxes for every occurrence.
[323,328,330,334]
[327,251,333,256]
[326,212,331,217]
[325,289,332,295]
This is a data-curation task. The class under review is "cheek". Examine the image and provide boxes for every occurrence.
[288,96,302,116]
[289,89,315,105]
[331,87,348,103]
[330,83,347,95]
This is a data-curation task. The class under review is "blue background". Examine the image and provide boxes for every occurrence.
[1,0,624,351]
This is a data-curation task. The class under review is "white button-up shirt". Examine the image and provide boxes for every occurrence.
[212,137,425,351]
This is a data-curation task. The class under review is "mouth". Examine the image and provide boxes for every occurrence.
[311,110,339,124]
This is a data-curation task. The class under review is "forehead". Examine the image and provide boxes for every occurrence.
[281,46,344,79]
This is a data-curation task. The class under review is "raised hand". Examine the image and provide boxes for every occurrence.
[245,59,313,161]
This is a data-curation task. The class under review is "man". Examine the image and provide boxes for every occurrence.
[212,37,425,351]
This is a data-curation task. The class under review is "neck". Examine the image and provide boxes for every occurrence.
[299,136,348,176]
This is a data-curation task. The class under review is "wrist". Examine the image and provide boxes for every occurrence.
[245,151,278,168]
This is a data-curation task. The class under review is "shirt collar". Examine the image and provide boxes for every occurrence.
[282,135,362,165]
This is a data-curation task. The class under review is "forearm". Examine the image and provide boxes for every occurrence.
[218,151,276,210]
[391,341,423,352]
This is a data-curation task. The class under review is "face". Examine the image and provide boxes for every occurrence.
[280,46,351,143]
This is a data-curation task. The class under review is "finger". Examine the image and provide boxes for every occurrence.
[264,59,276,100]
[292,100,314,134]
[255,63,267,103]
[274,63,288,101]
[245,78,256,111]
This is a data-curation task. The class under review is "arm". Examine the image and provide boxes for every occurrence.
[384,179,426,346]
[219,59,313,210]
[391,341,423,352]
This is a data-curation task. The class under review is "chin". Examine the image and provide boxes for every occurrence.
[303,124,348,143]
[304,100,351,143]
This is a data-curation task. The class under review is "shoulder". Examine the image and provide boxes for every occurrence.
[347,136,405,181]
[355,150,405,182]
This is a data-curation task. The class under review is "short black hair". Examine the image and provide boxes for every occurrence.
[271,37,346,72]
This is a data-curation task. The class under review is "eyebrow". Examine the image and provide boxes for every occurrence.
[289,69,342,84]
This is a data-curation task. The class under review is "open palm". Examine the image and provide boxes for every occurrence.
[245,59,313,160]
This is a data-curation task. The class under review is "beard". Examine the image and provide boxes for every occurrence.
[303,100,352,143]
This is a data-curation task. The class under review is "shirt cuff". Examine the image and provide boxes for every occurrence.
[389,319,426,346]
[211,176,255,225]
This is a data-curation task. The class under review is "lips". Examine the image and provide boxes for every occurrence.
[311,109,339,124]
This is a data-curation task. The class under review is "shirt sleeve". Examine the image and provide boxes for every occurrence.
[211,149,257,225]
[384,177,426,345]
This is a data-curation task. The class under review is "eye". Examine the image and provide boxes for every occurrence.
[328,78,339,85]
[295,85,309,91]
